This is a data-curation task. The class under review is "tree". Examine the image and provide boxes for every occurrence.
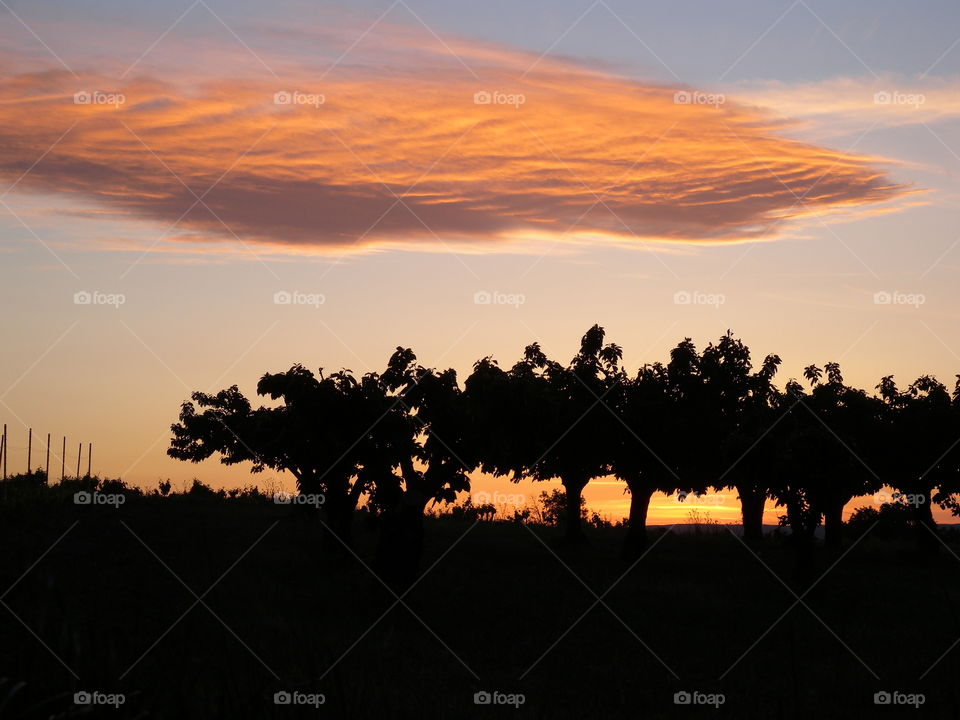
[876,374,960,552]
[465,326,621,543]
[366,349,476,585]
[537,488,586,527]
[168,366,373,544]
[611,360,687,557]
[786,363,883,550]
[525,326,621,542]
[695,332,781,545]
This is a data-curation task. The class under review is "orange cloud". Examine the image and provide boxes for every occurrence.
[0,33,911,252]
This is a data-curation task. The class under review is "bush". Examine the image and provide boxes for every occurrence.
[537,489,586,527]
[186,478,226,499]
[846,502,916,541]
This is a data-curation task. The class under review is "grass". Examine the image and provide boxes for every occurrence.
[1,483,959,718]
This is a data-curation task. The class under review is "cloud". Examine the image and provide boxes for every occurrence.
[727,75,960,133]
[0,24,913,253]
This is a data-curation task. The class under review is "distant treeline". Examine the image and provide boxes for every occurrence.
[161,326,960,581]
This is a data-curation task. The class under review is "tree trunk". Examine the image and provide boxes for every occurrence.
[561,475,588,543]
[914,491,939,555]
[323,492,354,548]
[823,498,845,551]
[738,486,766,546]
[621,477,654,559]
[375,492,430,589]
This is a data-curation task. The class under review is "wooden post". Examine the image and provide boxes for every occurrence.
[61,436,66,481]
[87,443,92,478]
[45,433,51,484]
[1,424,5,480]
[27,427,32,474]
[76,442,81,479]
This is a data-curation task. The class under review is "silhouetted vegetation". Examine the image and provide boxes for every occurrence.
[166,326,960,576]
[4,326,960,718]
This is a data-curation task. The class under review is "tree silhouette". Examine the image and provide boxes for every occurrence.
[695,332,781,545]
[611,359,688,557]
[168,366,373,543]
[795,363,882,549]
[370,349,475,584]
[166,326,960,568]
[876,374,960,552]
[465,326,621,543]
[528,326,621,542]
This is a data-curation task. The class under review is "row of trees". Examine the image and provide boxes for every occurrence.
[168,327,960,579]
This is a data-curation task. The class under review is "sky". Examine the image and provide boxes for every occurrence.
[1,0,959,523]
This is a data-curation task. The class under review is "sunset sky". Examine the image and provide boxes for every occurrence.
[2,0,959,522]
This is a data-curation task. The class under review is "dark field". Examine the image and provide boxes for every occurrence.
[2,494,960,719]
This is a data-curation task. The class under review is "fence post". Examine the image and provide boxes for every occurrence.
[46,433,51,485]
[87,443,92,478]
[61,436,66,481]
[27,427,32,474]
[76,443,81,479]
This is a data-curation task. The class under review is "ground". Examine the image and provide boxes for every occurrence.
[1,498,959,718]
